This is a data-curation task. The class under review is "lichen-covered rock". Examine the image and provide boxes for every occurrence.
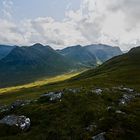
[0,115,30,131]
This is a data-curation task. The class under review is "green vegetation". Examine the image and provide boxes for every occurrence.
[0,47,140,140]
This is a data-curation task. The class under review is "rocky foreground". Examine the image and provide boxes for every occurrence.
[0,86,140,140]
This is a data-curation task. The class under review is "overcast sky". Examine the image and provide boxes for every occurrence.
[0,0,140,50]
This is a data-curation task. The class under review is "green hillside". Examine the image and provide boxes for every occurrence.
[0,44,79,88]
[0,47,139,140]
[70,46,140,88]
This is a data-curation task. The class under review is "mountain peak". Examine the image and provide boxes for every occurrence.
[32,43,44,47]
[129,46,140,53]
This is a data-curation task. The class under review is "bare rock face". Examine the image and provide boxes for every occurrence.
[92,132,106,140]
[0,115,30,131]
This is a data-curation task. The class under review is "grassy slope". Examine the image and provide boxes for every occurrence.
[0,47,140,140]
[0,72,81,104]
[68,46,140,89]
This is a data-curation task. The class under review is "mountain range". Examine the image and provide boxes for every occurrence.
[0,43,122,88]
[70,46,140,88]
[0,46,139,140]
[57,44,122,66]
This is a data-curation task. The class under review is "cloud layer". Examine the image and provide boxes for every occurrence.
[0,0,140,50]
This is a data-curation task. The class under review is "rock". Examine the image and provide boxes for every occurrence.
[0,115,30,131]
[86,124,97,132]
[106,106,112,111]
[41,92,62,102]
[119,94,134,105]
[92,132,106,140]
[65,88,81,94]
[0,100,31,113]
[115,110,126,115]
[0,105,11,113]
[113,86,134,93]
[122,87,134,93]
[10,100,31,109]
[92,89,103,95]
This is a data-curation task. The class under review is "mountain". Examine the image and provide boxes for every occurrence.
[0,43,77,88]
[58,44,122,66]
[0,45,15,60]
[0,43,122,88]
[0,46,139,140]
[85,44,122,62]
[57,45,97,67]
[70,46,140,87]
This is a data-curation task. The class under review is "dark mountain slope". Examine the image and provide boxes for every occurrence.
[58,45,97,67]
[70,46,140,86]
[0,44,77,88]
[0,45,15,60]
[58,44,122,66]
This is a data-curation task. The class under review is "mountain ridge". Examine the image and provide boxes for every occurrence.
[0,43,122,88]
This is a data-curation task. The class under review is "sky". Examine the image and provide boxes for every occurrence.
[0,0,140,50]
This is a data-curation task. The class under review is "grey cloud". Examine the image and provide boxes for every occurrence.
[0,0,140,50]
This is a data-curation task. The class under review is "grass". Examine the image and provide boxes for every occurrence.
[0,48,140,140]
[0,72,82,105]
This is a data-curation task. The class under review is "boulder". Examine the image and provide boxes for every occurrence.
[86,124,97,132]
[10,100,31,109]
[92,89,103,95]
[0,115,30,131]
[92,132,106,140]
[115,110,126,115]
[65,88,81,94]
[0,100,31,113]
[41,92,62,102]
[113,86,134,93]
[119,94,134,105]
[0,105,11,113]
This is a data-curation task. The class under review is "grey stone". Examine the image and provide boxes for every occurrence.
[65,88,81,94]
[0,105,11,113]
[119,94,135,105]
[92,132,106,140]
[41,92,62,101]
[92,89,103,95]
[11,100,31,109]
[115,110,126,115]
[0,115,30,131]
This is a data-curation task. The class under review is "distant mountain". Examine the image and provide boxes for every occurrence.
[57,45,97,67]
[71,46,140,86]
[0,43,122,88]
[85,44,122,62]
[58,44,122,66]
[0,45,15,60]
[0,43,77,88]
